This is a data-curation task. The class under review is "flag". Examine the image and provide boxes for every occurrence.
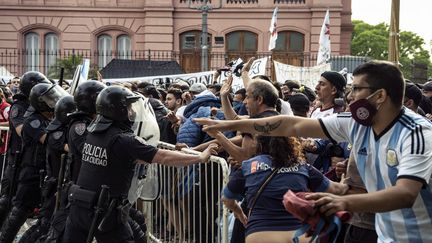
[317,9,331,65]
[268,7,278,51]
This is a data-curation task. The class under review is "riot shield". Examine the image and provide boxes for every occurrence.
[128,93,161,203]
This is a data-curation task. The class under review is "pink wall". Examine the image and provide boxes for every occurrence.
[0,0,352,72]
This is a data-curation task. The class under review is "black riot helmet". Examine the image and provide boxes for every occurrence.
[30,83,69,113]
[74,81,106,114]
[55,95,76,124]
[20,71,51,98]
[96,86,141,122]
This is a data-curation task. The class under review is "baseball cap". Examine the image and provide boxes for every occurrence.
[422,81,432,92]
[189,83,207,94]
[405,82,423,106]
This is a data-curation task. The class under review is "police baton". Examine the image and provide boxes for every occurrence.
[97,198,118,232]
[86,185,109,243]
[54,154,67,213]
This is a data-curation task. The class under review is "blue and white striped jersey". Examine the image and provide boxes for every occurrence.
[320,108,432,243]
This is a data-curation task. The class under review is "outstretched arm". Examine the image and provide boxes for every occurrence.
[194,115,327,139]
[145,144,218,166]
[306,178,423,216]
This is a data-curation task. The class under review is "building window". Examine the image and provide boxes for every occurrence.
[24,30,60,74]
[98,34,112,68]
[273,31,304,52]
[179,30,212,73]
[95,31,132,67]
[117,35,131,59]
[226,31,257,52]
[45,33,59,72]
[226,31,257,62]
[180,30,212,51]
[227,0,258,3]
[25,32,40,71]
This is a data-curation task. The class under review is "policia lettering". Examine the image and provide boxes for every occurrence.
[82,143,108,166]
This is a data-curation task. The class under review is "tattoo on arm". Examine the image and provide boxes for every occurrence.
[253,120,282,134]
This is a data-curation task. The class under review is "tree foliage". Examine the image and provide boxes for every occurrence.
[47,55,98,80]
[351,20,432,81]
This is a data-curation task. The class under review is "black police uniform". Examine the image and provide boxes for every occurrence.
[66,112,92,182]
[63,124,158,243]
[0,111,49,242]
[0,94,29,225]
[18,120,69,243]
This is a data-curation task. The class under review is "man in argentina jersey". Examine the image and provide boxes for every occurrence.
[193,61,432,242]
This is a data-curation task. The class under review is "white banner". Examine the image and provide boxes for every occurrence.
[103,71,215,86]
[103,57,268,90]
[274,60,331,89]
[218,57,268,91]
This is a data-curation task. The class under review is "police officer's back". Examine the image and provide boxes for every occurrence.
[0,83,68,243]
[46,95,76,178]
[67,81,105,182]
[63,86,217,243]
[0,71,51,229]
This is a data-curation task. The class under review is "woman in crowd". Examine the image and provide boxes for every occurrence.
[221,135,348,243]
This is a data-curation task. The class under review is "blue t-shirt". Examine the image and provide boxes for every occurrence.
[223,154,330,235]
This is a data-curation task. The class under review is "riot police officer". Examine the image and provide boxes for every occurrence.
[67,81,105,182]
[63,86,217,243]
[19,95,76,243]
[0,83,68,243]
[0,71,51,228]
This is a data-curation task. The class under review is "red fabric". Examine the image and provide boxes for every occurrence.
[283,190,320,226]
[283,190,352,228]
[0,99,10,154]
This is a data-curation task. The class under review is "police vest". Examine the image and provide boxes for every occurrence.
[77,126,136,198]
[21,113,49,168]
[46,126,67,178]
[7,98,29,156]
[67,114,93,182]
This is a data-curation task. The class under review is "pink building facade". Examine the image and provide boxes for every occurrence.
[0,0,352,76]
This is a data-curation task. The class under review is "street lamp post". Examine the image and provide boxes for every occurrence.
[188,0,222,72]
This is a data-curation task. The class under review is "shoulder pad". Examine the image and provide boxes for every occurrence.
[30,118,41,129]
[52,131,64,140]
[73,122,87,136]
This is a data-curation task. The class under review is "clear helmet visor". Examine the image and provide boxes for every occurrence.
[40,85,69,109]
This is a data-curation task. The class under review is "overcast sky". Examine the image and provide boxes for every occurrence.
[351,0,432,52]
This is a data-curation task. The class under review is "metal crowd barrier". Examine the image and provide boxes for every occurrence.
[141,142,229,243]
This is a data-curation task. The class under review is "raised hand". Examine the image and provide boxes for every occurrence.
[242,57,256,73]
[220,75,233,98]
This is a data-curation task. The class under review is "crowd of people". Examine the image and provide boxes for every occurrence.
[0,57,430,243]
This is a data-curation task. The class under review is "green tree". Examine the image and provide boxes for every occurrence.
[351,20,432,81]
[47,55,98,80]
